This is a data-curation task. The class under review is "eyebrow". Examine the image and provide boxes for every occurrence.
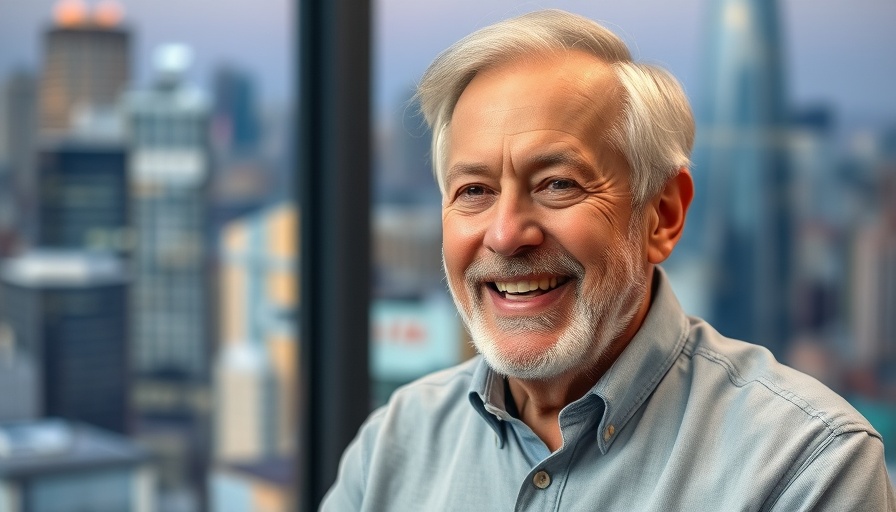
[522,150,595,176]
[444,162,493,189]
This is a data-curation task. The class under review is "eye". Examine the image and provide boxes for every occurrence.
[546,179,577,191]
[450,183,497,211]
[460,185,488,197]
[535,177,585,207]
[538,177,581,194]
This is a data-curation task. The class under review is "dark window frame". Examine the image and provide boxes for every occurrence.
[296,0,372,509]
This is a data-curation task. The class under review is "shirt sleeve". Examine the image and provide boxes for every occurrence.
[768,430,896,511]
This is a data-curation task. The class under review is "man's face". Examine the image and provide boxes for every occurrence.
[441,51,651,380]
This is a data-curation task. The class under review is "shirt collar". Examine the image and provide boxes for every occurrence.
[591,266,689,453]
[467,266,690,452]
[468,356,508,447]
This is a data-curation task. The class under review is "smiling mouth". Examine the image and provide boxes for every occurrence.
[488,276,570,298]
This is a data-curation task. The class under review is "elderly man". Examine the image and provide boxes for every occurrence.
[322,10,895,511]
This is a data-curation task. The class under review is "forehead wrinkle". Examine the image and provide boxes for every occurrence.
[565,78,623,139]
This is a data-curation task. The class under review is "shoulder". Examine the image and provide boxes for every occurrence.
[380,356,480,416]
[321,357,493,511]
[357,356,483,443]
[671,317,891,507]
[641,316,894,509]
[681,317,878,439]
[392,355,481,399]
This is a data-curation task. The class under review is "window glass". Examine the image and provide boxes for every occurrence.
[0,1,295,510]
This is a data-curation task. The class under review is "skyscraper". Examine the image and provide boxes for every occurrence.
[38,0,130,135]
[670,0,792,354]
[0,251,130,434]
[375,89,440,206]
[126,44,211,389]
[0,323,39,422]
[36,139,129,252]
[211,66,261,155]
[850,162,896,367]
[124,44,212,508]
[0,71,38,250]
[211,202,297,511]
[215,202,296,462]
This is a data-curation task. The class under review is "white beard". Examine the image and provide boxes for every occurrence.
[445,224,648,381]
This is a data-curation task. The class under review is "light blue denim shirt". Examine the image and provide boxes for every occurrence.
[322,269,896,511]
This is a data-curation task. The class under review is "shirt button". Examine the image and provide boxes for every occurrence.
[533,470,551,489]
[604,424,615,441]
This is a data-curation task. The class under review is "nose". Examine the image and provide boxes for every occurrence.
[483,192,544,256]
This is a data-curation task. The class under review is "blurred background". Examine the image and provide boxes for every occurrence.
[0,0,893,510]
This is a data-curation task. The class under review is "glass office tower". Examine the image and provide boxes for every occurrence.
[671,0,792,355]
[125,44,211,508]
[36,140,129,253]
[126,44,210,397]
[0,251,129,434]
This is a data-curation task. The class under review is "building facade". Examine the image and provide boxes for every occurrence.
[38,1,130,135]
[126,44,211,397]
[215,203,296,462]
[0,251,129,433]
[124,44,213,509]
[0,71,38,251]
[36,140,129,253]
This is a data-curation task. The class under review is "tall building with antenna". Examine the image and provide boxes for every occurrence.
[124,43,212,508]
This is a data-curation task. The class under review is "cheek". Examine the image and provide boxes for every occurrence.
[442,211,484,252]
[551,221,602,260]
[549,206,631,258]
[442,218,475,282]
[559,231,623,287]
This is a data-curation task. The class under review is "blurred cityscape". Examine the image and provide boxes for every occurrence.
[0,0,893,510]
[0,1,296,510]
[664,0,896,477]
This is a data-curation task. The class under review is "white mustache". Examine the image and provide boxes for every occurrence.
[463,247,585,284]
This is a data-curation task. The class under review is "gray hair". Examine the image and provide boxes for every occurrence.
[416,9,695,206]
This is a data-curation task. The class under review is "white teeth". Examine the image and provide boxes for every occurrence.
[494,277,565,294]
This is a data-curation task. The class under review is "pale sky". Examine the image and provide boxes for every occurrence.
[1,0,894,131]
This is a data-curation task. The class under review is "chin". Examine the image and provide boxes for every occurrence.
[470,309,604,381]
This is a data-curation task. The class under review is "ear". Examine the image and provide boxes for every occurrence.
[645,168,693,264]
